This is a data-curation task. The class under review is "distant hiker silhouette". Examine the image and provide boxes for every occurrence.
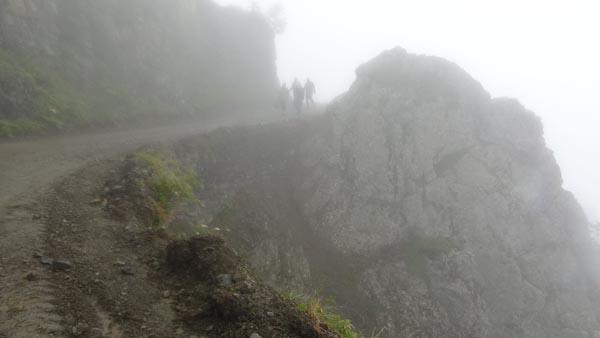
[292,78,305,114]
[278,83,290,113]
[305,78,316,108]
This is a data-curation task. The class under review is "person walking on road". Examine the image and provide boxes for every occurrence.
[305,78,316,108]
[292,78,305,114]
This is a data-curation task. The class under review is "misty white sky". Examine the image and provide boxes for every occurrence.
[216,0,599,222]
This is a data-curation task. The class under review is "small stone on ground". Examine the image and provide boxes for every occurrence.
[120,266,136,275]
[52,260,72,271]
[25,272,38,281]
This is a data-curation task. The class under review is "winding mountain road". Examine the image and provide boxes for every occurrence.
[0,116,258,337]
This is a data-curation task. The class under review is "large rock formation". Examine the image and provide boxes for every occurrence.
[172,48,600,337]
[314,48,600,337]
[0,0,277,134]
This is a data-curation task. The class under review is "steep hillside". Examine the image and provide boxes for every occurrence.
[0,0,278,136]
[162,48,600,337]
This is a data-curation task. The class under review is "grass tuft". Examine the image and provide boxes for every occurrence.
[136,150,201,225]
[283,291,362,338]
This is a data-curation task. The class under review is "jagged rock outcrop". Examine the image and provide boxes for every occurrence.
[308,48,600,337]
[172,48,600,337]
[0,0,277,134]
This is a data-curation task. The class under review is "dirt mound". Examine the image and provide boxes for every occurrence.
[166,236,240,280]
[102,154,156,225]
[165,235,338,338]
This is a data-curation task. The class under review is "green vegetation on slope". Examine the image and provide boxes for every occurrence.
[284,292,362,338]
[136,150,201,226]
[0,49,92,137]
[0,0,279,138]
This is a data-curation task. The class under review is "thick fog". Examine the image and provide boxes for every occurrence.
[217,0,600,222]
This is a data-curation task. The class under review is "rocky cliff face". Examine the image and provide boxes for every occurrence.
[0,0,277,134]
[171,48,600,337]
[311,48,600,337]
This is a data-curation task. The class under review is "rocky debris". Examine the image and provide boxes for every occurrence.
[38,255,73,272]
[164,235,338,337]
[102,154,163,226]
[120,266,136,276]
[51,260,72,271]
[250,333,262,338]
[89,198,102,205]
[89,328,104,337]
[216,274,233,287]
[25,272,38,281]
[39,256,53,265]
[71,322,89,336]
[166,236,240,283]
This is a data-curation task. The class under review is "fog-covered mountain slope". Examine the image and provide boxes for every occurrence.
[0,0,277,136]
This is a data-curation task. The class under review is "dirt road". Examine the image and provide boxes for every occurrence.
[0,117,251,337]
